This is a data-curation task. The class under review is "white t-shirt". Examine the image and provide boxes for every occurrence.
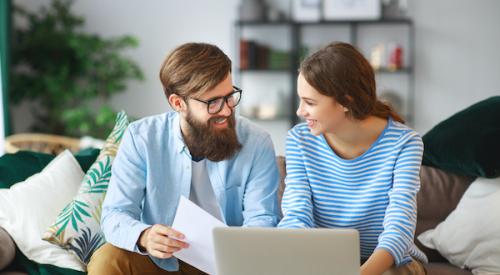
[189,159,223,221]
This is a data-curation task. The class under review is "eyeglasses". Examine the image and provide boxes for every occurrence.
[188,86,242,114]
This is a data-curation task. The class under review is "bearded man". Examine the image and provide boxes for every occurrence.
[88,43,280,275]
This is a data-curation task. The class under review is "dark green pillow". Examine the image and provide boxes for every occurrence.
[0,149,99,189]
[73,148,101,173]
[0,151,53,189]
[422,96,500,178]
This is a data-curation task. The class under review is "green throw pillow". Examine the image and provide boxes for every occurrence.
[44,111,129,265]
[422,96,500,178]
[0,149,99,189]
[0,151,53,189]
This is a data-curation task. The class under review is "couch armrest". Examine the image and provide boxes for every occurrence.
[0,227,15,271]
[416,165,475,262]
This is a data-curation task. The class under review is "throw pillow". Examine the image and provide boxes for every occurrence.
[43,111,129,265]
[422,96,500,178]
[0,150,85,271]
[0,150,54,189]
[0,148,100,189]
[418,177,500,274]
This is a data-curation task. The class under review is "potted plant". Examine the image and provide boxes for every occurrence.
[10,0,143,138]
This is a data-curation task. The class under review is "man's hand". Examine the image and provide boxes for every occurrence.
[138,224,189,259]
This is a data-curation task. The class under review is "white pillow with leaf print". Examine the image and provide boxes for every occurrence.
[43,111,128,265]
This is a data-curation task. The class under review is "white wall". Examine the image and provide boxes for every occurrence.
[409,0,500,133]
[11,0,500,156]
[71,0,240,119]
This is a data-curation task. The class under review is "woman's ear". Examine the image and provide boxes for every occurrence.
[168,94,185,112]
[342,95,354,112]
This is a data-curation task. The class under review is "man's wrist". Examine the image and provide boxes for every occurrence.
[137,227,150,252]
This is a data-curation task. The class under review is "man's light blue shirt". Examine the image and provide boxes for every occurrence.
[101,112,280,271]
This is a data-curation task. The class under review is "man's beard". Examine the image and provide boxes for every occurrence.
[183,110,242,162]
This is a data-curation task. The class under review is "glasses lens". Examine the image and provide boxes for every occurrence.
[208,97,225,114]
[227,91,241,107]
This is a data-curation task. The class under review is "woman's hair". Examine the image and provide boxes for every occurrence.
[299,42,404,123]
[159,42,232,99]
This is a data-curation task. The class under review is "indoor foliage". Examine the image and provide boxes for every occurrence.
[10,0,142,138]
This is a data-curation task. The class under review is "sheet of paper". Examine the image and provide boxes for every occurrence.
[172,196,227,275]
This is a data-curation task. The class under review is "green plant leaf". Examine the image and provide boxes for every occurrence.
[10,0,142,137]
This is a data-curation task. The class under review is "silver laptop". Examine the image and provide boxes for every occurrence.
[213,227,360,275]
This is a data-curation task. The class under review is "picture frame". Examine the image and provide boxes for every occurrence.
[292,0,322,22]
[323,0,381,20]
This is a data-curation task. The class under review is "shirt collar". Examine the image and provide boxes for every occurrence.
[172,112,189,155]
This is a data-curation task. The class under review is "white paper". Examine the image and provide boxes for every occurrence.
[171,196,227,275]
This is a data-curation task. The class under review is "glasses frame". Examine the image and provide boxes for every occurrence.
[187,86,243,114]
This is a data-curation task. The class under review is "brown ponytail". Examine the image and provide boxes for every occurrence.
[300,42,405,124]
[373,100,405,123]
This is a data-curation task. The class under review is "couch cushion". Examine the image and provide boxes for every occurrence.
[424,263,472,275]
[11,245,84,275]
[415,165,474,262]
[277,156,286,217]
[422,96,500,178]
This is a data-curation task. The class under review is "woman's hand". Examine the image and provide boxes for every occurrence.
[360,249,394,275]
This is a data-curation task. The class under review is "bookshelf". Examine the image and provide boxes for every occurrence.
[234,18,415,128]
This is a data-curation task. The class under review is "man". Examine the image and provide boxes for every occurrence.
[88,43,280,274]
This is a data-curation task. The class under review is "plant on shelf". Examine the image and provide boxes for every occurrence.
[10,0,143,138]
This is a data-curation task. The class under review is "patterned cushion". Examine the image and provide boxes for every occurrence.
[43,111,128,265]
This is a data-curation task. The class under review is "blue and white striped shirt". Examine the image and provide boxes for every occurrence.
[278,118,428,266]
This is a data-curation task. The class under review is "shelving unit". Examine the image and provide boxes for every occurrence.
[234,18,415,127]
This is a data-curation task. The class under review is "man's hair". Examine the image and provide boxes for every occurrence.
[159,43,232,99]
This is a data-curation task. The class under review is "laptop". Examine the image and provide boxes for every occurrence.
[213,227,360,275]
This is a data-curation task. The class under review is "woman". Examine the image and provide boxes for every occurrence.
[278,42,427,275]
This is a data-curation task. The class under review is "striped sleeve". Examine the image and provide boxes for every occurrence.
[376,131,424,266]
[278,129,315,228]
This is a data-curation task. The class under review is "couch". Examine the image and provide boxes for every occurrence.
[0,151,475,275]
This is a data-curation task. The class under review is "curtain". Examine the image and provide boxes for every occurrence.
[0,0,10,156]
